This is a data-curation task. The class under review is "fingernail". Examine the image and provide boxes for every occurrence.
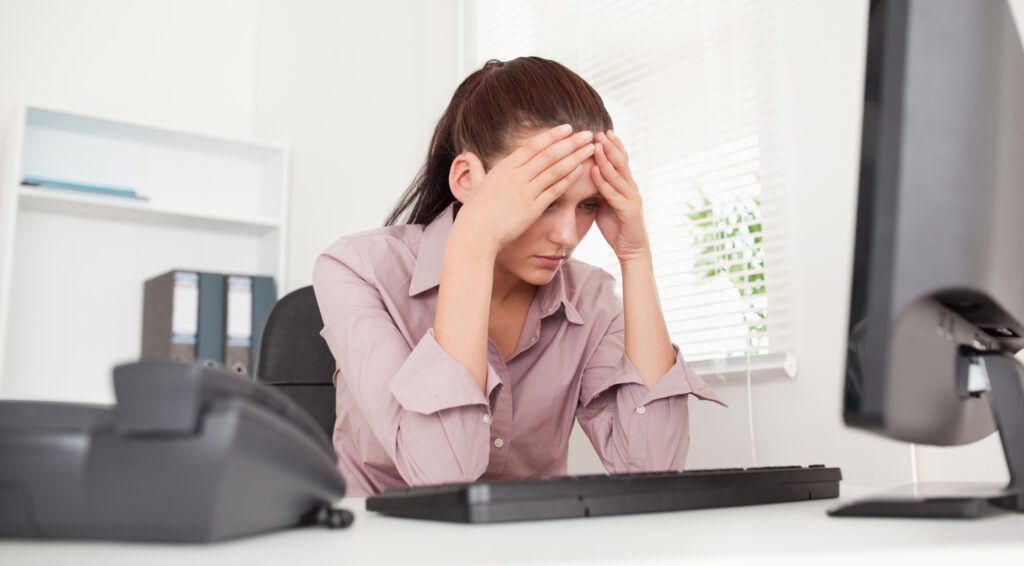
[585,143,595,154]
[581,130,593,140]
[557,123,572,134]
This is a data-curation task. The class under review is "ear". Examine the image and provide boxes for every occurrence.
[448,151,486,204]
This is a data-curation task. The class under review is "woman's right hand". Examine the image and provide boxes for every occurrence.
[454,124,596,253]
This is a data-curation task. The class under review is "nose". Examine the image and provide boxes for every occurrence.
[550,207,579,250]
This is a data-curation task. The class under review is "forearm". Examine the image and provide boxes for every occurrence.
[433,221,497,395]
[620,252,676,388]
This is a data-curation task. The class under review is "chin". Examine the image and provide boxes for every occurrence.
[527,266,559,285]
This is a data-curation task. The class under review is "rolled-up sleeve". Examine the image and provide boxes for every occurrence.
[312,241,502,487]
[575,304,727,474]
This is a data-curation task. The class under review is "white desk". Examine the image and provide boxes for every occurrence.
[3,487,1024,565]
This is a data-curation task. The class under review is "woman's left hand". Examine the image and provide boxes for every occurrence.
[591,130,651,264]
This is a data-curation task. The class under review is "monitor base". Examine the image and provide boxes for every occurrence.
[829,483,1024,518]
[832,350,1024,519]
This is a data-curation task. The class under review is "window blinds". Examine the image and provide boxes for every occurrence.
[459,0,796,378]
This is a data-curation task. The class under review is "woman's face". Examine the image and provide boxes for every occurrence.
[492,129,602,288]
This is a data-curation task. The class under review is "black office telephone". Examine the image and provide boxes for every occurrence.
[0,359,351,542]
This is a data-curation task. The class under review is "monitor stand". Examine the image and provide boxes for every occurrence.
[829,350,1024,518]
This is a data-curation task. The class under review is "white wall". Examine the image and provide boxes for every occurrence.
[0,0,1017,489]
[0,0,259,139]
[252,0,460,293]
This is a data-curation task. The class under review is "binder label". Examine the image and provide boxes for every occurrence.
[226,276,253,347]
[171,272,199,345]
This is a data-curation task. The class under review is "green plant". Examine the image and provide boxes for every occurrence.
[685,176,768,356]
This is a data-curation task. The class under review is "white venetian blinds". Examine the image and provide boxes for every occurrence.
[459,0,795,377]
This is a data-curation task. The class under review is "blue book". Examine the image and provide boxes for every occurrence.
[22,175,149,201]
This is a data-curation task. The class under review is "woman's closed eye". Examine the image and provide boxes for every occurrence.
[546,201,600,213]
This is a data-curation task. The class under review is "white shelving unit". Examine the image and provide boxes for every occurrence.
[0,103,290,404]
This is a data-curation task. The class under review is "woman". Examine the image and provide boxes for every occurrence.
[313,56,726,496]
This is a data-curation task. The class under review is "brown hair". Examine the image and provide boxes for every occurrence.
[383,56,614,226]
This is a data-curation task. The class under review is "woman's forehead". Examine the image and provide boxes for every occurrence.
[564,160,600,201]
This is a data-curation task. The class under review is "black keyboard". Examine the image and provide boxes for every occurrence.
[366,465,842,523]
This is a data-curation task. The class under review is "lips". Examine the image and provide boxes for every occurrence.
[535,255,565,269]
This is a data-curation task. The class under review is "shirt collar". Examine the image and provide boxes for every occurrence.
[408,202,584,326]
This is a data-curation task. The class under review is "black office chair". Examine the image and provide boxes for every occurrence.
[254,285,337,439]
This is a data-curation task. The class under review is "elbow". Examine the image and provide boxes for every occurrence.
[401,462,487,489]
[395,447,488,488]
[392,418,491,487]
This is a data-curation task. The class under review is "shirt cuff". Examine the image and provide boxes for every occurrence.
[585,343,728,408]
[389,328,503,415]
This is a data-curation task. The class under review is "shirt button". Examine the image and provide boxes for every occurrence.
[493,438,504,448]
[482,414,492,424]
[636,405,647,414]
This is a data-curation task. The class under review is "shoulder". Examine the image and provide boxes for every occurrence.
[314,223,424,280]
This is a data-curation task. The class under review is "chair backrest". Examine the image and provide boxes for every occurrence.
[253,285,336,439]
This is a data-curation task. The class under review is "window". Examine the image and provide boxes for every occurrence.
[459,0,795,379]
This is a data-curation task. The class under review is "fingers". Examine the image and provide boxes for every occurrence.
[519,130,594,183]
[602,130,629,163]
[594,143,625,189]
[536,163,585,209]
[595,133,634,186]
[594,142,633,194]
[505,124,575,168]
[591,164,625,204]
[529,141,595,193]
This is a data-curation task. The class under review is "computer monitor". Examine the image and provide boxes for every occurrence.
[833,0,1024,517]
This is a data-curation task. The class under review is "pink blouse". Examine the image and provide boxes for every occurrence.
[312,202,726,496]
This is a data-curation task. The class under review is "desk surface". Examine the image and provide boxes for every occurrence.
[3,487,1024,565]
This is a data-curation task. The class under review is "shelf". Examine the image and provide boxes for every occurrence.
[17,186,281,235]
[0,102,290,404]
[25,103,286,154]
[20,105,288,221]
